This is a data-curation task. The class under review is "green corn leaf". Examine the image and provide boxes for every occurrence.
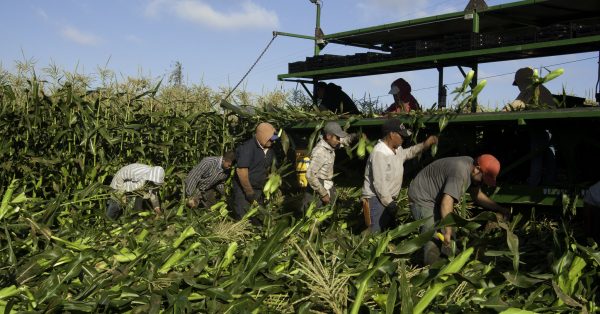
[221,241,238,269]
[413,279,457,314]
[173,225,196,248]
[499,308,537,314]
[437,247,474,279]
[386,279,398,314]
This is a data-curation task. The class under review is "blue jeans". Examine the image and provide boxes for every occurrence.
[410,203,442,265]
[368,197,395,233]
[409,203,436,234]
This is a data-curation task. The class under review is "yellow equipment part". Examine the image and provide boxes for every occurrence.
[296,156,310,188]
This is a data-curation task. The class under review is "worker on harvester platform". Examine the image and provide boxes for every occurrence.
[316,82,361,115]
[504,67,557,187]
[385,78,421,113]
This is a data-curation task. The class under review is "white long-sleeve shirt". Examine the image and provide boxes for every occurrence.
[361,140,425,206]
[110,163,164,192]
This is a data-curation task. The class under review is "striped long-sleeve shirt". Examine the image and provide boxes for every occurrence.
[110,163,165,192]
[185,156,229,197]
[110,163,164,210]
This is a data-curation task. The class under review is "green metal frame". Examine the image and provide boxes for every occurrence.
[486,185,584,207]
[279,35,600,80]
[287,107,600,129]
[275,0,599,208]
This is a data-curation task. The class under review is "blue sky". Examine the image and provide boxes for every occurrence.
[1,0,598,110]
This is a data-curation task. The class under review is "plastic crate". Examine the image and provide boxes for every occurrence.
[288,61,306,73]
[573,19,600,37]
[537,24,571,41]
[444,33,471,52]
[473,32,504,49]
[416,39,444,56]
[391,40,417,58]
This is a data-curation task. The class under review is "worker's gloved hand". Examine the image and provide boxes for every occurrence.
[386,202,399,212]
[245,191,256,203]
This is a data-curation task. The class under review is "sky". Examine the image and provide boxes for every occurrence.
[1,0,598,110]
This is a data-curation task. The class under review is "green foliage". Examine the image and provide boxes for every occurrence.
[0,69,598,313]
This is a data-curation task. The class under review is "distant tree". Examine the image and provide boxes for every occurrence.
[169,61,183,87]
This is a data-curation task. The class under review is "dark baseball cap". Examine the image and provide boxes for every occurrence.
[382,119,412,137]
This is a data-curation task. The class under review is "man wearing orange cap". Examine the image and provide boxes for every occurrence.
[232,122,278,220]
[385,78,421,113]
[408,154,509,265]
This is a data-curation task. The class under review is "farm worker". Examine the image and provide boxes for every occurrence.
[361,119,438,232]
[583,181,600,243]
[301,121,360,213]
[385,78,421,113]
[408,154,510,265]
[503,67,556,111]
[107,163,165,220]
[232,122,277,220]
[185,151,235,209]
[504,67,557,186]
[316,82,361,115]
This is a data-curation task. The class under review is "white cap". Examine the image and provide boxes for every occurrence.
[388,85,400,95]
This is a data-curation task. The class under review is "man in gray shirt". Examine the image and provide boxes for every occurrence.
[408,154,509,265]
[362,119,437,232]
[301,121,359,212]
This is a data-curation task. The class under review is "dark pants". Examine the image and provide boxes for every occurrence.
[231,181,263,220]
[300,186,337,216]
[106,195,149,220]
[410,203,442,265]
[367,197,396,233]
[527,128,556,186]
[189,189,219,208]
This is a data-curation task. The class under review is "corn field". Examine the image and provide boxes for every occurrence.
[0,67,599,313]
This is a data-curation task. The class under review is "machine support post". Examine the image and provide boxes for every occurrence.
[437,67,446,108]
[314,1,322,56]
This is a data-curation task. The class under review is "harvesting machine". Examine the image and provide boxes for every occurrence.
[276,0,600,208]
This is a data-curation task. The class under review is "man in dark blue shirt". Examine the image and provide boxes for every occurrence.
[232,122,277,220]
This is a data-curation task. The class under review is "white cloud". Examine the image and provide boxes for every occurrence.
[145,0,279,30]
[125,34,143,44]
[144,0,169,17]
[356,0,462,21]
[34,7,49,20]
[61,26,102,46]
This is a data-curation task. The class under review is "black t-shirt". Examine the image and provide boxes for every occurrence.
[321,83,361,114]
[235,137,274,189]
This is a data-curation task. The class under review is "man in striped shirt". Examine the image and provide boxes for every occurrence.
[107,163,165,219]
[185,151,235,208]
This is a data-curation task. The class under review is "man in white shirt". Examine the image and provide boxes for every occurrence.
[107,163,165,219]
[362,119,437,232]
